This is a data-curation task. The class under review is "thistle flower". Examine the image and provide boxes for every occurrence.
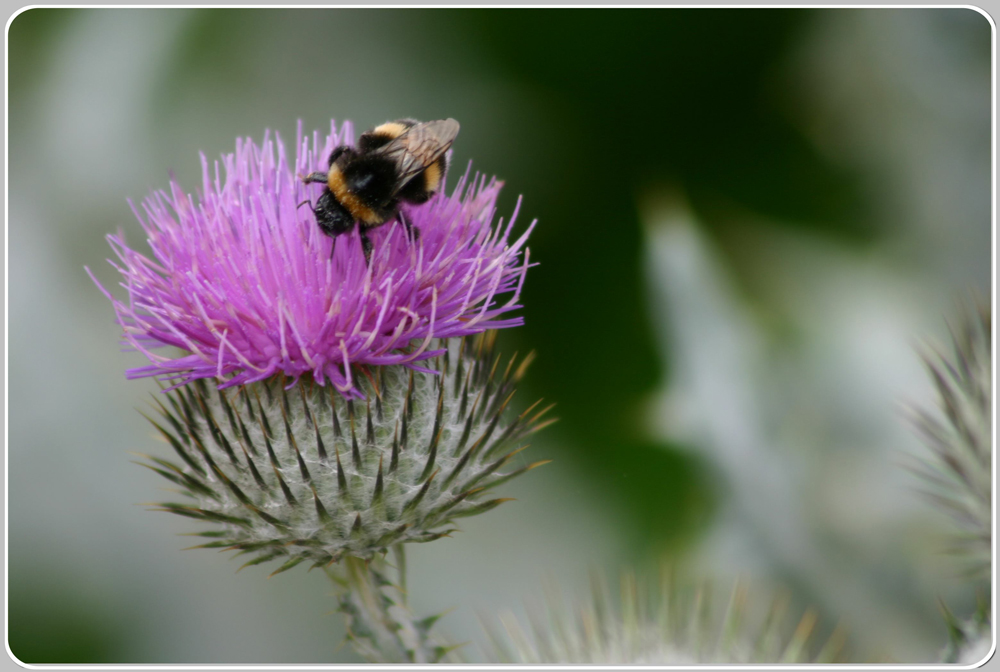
[137,334,552,572]
[91,120,548,578]
[90,120,533,398]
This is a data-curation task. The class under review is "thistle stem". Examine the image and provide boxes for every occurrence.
[393,544,408,599]
[329,553,456,663]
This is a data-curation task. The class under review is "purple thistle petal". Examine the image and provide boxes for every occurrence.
[90,120,535,398]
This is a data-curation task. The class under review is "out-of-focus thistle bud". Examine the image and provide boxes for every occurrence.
[909,299,991,579]
[908,299,991,664]
[480,566,846,664]
[137,334,553,574]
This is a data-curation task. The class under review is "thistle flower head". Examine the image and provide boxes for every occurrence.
[139,335,552,573]
[90,120,533,398]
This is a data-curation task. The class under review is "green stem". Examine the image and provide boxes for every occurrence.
[393,543,407,600]
[328,551,458,663]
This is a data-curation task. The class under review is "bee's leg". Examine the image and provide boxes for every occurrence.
[360,229,373,266]
[398,210,420,241]
[297,199,312,210]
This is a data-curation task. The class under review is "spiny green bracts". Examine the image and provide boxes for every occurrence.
[481,566,846,664]
[138,333,553,573]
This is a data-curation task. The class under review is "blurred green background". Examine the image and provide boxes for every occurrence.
[7,7,991,664]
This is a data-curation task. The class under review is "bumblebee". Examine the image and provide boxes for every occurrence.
[301,118,460,262]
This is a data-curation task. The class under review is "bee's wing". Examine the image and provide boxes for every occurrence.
[378,119,460,189]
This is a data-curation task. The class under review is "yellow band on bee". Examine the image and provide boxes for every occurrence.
[422,161,442,194]
[371,122,409,140]
[328,165,379,224]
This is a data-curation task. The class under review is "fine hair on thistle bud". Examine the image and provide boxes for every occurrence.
[140,334,554,575]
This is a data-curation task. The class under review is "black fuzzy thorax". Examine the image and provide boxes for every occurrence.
[343,154,399,210]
